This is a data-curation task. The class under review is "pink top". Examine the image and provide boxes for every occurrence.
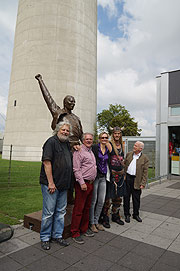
[73,144,97,185]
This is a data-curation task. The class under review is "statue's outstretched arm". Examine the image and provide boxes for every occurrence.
[35,74,60,116]
[79,119,83,143]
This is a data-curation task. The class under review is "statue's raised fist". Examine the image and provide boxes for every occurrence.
[35,74,42,80]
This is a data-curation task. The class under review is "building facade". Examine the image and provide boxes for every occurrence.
[156,69,180,177]
[3,0,97,161]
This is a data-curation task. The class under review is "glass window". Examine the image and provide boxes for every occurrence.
[171,107,180,116]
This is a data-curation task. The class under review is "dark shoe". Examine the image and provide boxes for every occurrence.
[84,228,94,237]
[112,217,124,225]
[112,214,124,225]
[133,215,142,222]
[41,241,50,250]
[72,236,84,244]
[102,221,110,228]
[102,215,111,228]
[51,237,70,246]
[125,216,130,223]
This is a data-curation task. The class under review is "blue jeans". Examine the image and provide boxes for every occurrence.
[89,176,106,225]
[40,184,67,241]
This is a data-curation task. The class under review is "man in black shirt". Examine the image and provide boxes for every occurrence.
[40,120,72,250]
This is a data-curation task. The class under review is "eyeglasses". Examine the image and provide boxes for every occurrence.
[100,137,108,139]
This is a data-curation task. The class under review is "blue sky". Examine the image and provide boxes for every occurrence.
[1,0,180,135]
[98,2,125,40]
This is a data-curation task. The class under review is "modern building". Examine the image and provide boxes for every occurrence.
[156,69,180,177]
[3,0,97,161]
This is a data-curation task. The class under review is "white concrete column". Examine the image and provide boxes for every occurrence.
[3,0,97,160]
[155,76,161,177]
[159,72,169,176]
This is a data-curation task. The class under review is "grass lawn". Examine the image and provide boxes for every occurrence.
[0,155,42,224]
[148,167,155,180]
[0,186,42,225]
[0,154,41,188]
[0,154,156,225]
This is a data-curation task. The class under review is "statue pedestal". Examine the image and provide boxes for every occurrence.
[24,204,73,239]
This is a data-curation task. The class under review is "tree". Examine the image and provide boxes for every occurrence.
[97,104,141,136]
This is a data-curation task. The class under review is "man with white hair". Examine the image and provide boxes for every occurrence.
[71,133,97,244]
[40,120,72,250]
[124,141,149,223]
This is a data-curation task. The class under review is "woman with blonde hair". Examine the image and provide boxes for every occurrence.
[89,132,112,232]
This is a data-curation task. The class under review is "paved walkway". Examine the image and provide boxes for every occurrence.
[1,179,180,271]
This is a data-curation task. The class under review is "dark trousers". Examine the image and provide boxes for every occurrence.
[71,181,93,238]
[123,174,141,217]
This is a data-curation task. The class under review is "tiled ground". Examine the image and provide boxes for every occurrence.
[141,194,180,219]
[0,179,180,271]
[1,231,180,271]
[167,182,180,190]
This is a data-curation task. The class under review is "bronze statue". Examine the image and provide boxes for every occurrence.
[35,74,83,147]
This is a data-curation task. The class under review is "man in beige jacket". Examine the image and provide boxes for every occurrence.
[124,141,149,223]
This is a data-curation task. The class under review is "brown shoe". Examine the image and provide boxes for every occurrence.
[90,224,98,233]
[95,224,105,231]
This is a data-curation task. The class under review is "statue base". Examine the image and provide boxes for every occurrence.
[24,204,74,239]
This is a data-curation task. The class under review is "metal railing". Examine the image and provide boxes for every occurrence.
[1,144,170,189]
[0,145,41,188]
[146,174,169,188]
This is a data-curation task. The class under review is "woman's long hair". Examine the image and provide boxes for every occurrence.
[111,132,123,156]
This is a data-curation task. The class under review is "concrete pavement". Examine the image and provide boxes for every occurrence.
[1,178,180,270]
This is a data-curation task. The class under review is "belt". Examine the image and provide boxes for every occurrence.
[97,173,106,178]
[126,173,136,178]
[112,169,124,176]
[84,179,94,184]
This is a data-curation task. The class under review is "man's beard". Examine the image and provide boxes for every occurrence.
[57,134,69,142]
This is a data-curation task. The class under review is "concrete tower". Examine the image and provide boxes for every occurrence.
[3,0,97,160]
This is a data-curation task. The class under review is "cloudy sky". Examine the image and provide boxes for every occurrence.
[0,0,180,135]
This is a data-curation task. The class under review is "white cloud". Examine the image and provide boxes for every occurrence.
[97,68,156,135]
[120,0,180,77]
[0,94,7,116]
[98,68,156,110]
[0,0,18,122]
[97,0,180,135]
[97,30,157,135]
[98,0,121,17]
[0,2,18,35]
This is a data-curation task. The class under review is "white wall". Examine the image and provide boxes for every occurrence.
[3,0,97,160]
[156,73,169,176]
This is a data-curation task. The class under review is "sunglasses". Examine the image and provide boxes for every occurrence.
[100,137,108,139]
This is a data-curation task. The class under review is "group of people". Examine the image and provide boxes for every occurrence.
[39,120,149,250]
[35,74,149,251]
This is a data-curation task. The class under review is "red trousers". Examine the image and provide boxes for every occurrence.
[71,181,93,238]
